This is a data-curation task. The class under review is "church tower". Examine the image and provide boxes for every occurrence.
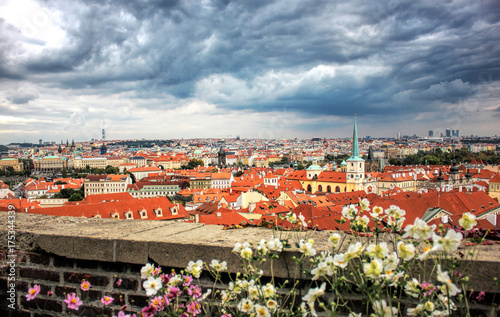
[346,114,365,191]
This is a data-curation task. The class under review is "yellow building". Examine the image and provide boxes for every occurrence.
[489,173,500,200]
[0,158,23,172]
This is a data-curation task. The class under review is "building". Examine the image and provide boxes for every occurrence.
[428,130,434,137]
[0,158,23,172]
[211,172,234,189]
[84,174,132,197]
[127,180,189,198]
[489,173,500,200]
[34,156,68,173]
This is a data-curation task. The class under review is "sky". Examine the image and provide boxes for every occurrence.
[0,0,499,144]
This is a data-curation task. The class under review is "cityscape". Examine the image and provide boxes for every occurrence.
[1,0,500,316]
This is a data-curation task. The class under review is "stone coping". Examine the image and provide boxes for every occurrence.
[1,212,499,292]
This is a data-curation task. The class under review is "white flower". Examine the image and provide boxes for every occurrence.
[404,218,436,240]
[405,278,421,298]
[257,240,269,255]
[254,304,271,317]
[143,276,162,296]
[262,284,275,298]
[302,282,326,306]
[383,252,400,271]
[359,198,370,211]
[299,240,316,257]
[388,271,404,287]
[241,247,253,259]
[459,212,477,230]
[436,265,460,296]
[370,205,384,218]
[345,242,364,261]
[186,259,204,278]
[366,242,390,259]
[407,304,424,316]
[140,263,155,279]
[167,274,181,286]
[266,299,278,312]
[287,212,297,223]
[329,233,341,246]
[342,206,357,220]
[267,237,283,252]
[233,242,243,253]
[397,241,415,261]
[333,253,348,268]
[248,285,260,300]
[363,259,383,280]
[298,213,308,227]
[373,299,398,317]
[431,230,463,252]
[210,259,227,272]
[311,261,332,280]
[424,301,435,312]
[417,245,433,260]
[237,298,253,313]
[349,313,362,317]
[358,215,370,227]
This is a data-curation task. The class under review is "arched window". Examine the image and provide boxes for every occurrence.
[335,186,340,193]
[318,185,323,192]
[327,185,331,193]
[307,184,312,192]
[344,187,347,192]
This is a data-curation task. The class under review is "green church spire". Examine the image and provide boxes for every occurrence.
[347,113,362,161]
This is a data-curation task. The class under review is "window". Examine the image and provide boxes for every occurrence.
[139,209,148,219]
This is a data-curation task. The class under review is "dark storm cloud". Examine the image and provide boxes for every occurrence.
[1,0,499,136]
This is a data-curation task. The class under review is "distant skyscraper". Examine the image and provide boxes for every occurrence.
[397,132,402,140]
[446,129,451,137]
[428,130,434,137]
[39,139,42,145]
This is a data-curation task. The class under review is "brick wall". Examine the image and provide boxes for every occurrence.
[0,249,146,316]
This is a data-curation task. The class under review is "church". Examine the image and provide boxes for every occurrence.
[288,115,377,194]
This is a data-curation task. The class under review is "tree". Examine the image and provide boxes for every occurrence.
[61,166,68,178]
[105,165,119,174]
[297,163,305,170]
[68,193,83,201]
[126,171,136,184]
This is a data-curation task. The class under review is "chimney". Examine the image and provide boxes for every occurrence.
[195,214,199,223]
[441,215,448,224]
[486,214,497,227]
[217,212,221,217]
[459,186,462,192]
[24,207,28,213]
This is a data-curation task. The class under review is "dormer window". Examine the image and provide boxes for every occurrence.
[139,208,148,219]
[170,205,178,215]
[124,210,134,219]
[111,212,120,219]
[154,208,163,217]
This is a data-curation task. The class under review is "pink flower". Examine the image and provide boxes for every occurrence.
[26,285,40,301]
[101,295,114,305]
[187,301,201,315]
[116,278,122,287]
[476,291,486,301]
[80,280,91,291]
[183,275,193,287]
[167,286,181,299]
[160,274,170,284]
[221,314,232,317]
[153,267,162,276]
[47,290,53,296]
[188,285,202,299]
[141,305,157,317]
[150,296,165,310]
[115,312,137,317]
[64,293,83,311]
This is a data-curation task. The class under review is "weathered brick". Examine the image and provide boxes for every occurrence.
[28,252,51,266]
[19,268,60,282]
[5,309,31,317]
[75,259,99,270]
[55,285,76,298]
[128,294,149,308]
[114,277,138,291]
[52,256,74,268]
[21,297,62,313]
[101,261,128,273]
[63,272,110,287]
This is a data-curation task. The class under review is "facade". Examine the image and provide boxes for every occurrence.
[34,156,68,172]
[0,158,23,172]
[211,172,234,189]
[190,174,212,189]
[72,157,107,170]
[127,181,188,198]
[84,174,132,197]
[489,173,500,200]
